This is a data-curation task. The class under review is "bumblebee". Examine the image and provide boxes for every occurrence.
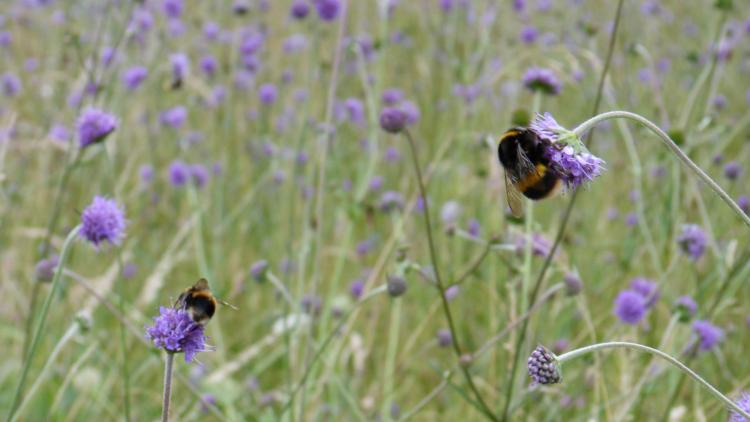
[497,127,562,217]
[175,278,237,325]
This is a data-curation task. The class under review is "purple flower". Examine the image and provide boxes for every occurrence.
[563,271,583,296]
[379,190,405,212]
[77,108,118,148]
[250,260,269,282]
[440,201,462,226]
[171,53,189,83]
[48,124,69,142]
[291,0,310,19]
[122,262,138,279]
[258,83,277,105]
[344,98,365,125]
[520,25,538,44]
[145,307,207,362]
[379,107,408,133]
[315,0,341,21]
[527,345,561,385]
[729,392,750,422]
[613,290,647,325]
[101,47,116,68]
[240,32,264,56]
[629,277,660,308]
[168,160,190,187]
[160,106,187,129]
[437,329,452,347]
[203,21,220,41]
[738,195,749,215]
[516,233,553,258]
[2,73,21,97]
[467,218,481,237]
[382,88,404,105]
[350,279,365,299]
[190,164,209,188]
[35,255,59,282]
[399,100,420,125]
[677,224,706,261]
[674,295,697,321]
[444,285,460,301]
[200,55,217,78]
[162,0,183,18]
[522,67,562,95]
[80,196,126,247]
[122,66,148,90]
[140,164,154,185]
[692,320,723,351]
[724,161,742,180]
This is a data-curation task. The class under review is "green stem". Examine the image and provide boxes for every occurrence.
[116,253,131,422]
[403,129,498,421]
[555,342,750,420]
[572,111,750,229]
[7,225,81,422]
[162,352,175,422]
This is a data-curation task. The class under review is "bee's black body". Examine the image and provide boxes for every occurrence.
[175,279,217,325]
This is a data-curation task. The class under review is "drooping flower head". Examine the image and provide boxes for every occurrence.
[80,196,126,247]
[522,67,562,95]
[613,290,647,325]
[692,319,723,351]
[677,224,707,261]
[527,345,561,385]
[145,307,208,362]
[729,391,750,422]
[77,108,118,147]
[529,112,605,189]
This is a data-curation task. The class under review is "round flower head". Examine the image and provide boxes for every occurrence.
[122,66,148,90]
[169,160,190,187]
[290,0,310,19]
[629,277,660,308]
[613,290,647,325]
[729,392,750,422]
[692,319,723,351]
[80,196,126,247]
[674,295,697,322]
[160,106,187,129]
[522,67,562,95]
[379,107,408,133]
[527,345,561,385]
[145,307,207,362]
[250,259,269,282]
[77,108,118,148]
[258,83,277,105]
[529,113,605,189]
[677,224,707,261]
[315,0,341,21]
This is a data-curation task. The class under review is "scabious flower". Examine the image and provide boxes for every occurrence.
[527,345,561,385]
[738,195,750,215]
[168,160,190,187]
[122,66,148,90]
[250,260,269,282]
[674,295,697,322]
[160,106,187,129]
[190,164,209,188]
[563,271,583,296]
[379,190,405,212]
[629,277,660,308]
[145,307,207,362]
[724,161,742,181]
[35,255,59,282]
[437,329,452,347]
[258,83,277,105]
[290,0,310,19]
[77,108,118,147]
[522,67,562,95]
[729,392,750,422]
[529,112,605,189]
[677,224,706,261]
[692,320,723,351]
[171,53,189,83]
[80,196,126,247]
[2,72,21,97]
[315,0,341,21]
[379,107,408,133]
[613,290,647,325]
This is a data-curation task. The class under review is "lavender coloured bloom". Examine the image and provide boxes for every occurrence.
[522,67,562,95]
[437,329,452,347]
[162,0,183,18]
[738,195,749,215]
[440,201,462,226]
[629,277,660,308]
[122,66,148,90]
[520,25,538,44]
[444,285,460,301]
[674,295,697,321]
[315,0,341,21]
[2,73,21,97]
[382,88,404,105]
[379,107,408,133]
[729,392,750,422]
[344,98,365,125]
[191,164,209,188]
[291,0,310,19]
[677,224,707,261]
[203,21,220,41]
[724,161,742,181]
[379,191,405,212]
[169,160,190,187]
[145,306,207,362]
[80,196,126,247]
[35,255,59,282]
[200,55,218,77]
[350,279,365,299]
[48,124,69,142]
[258,83,277,105]
[692,320,723,351]
[399,100,420,125]
[140,164,154,185]
[77,108,117,147]
[563,272,583,296]
[467,218,481,237]
[160,106,187,129]
[171,53,189,82]
[527,345,561,385]
[613,290,647,325]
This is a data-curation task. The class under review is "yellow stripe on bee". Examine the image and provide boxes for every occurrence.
[499,130,520,143]
[515,163,547,192]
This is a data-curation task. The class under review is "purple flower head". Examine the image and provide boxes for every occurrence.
[344,97,365,125]
[382,88,404,105]
[168,160,190,187]
[2,73,21,97]
[77,108,118,148]
[190,164,209,188]
[399,100,420,125]
[140,164,154,185]
[379,107,408,134]
[35,255,59,282]
[437,329,452,347]
[724,161,742,181]
[729,392,750,422]
[674,295,697,322]
[80,196,126,247]
[291,0,310,19]
[0,31,11,47]
[527,345,561,385]
[200,55,218,78]
[516,233,553,258]
[379,190,405,212]
[440,201,462,226]
[520,25,538,44]
[122,262,138,279]
[145,307,207,362]
[171,53,189,82]
[122,66,148,91]
[439,0,454,12]
[350,279,365,299]
[467,218,481,237]
[738,195,749,215]
[258,83,278,105]
[613,290,647,325]
[315,0,341,21]
[203,21,220,41]
[160,106,187,129]
[233,0,250,14]
[677,224,706,261]
[162,0,183,19]
[384,146,401,162]
[240,32,264,56]
[692,320,723,351]
[563,271,583,296]
[101,47,116,68]
[48,124,69,142]
[444,285,460,301]
[522,67,562,95]
[250,260,269,282]
[629,277,660,308]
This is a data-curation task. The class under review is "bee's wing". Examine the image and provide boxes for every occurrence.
[174,292,187,309]
[504,171,525,217]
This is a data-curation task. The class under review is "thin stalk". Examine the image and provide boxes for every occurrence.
[116,253,131,422]
[403,129,498,421]
[500,0,625,418]
[162,353,175,422]
[571,111,750,229]
[555,342,750,420]
[7,226,81,422]
[382,297,402,420]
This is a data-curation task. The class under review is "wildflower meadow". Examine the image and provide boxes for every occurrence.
[3,0,750,420]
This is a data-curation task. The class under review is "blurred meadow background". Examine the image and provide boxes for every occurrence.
[2,0,750,420]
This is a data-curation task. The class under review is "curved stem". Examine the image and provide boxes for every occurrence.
[572,110,750,228]
[161,352,175,422]
[403,129,498,421]
[556,341,750,420]
[7,226,81,422]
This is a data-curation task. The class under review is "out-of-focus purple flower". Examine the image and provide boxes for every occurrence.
[291,0,310,19]
[738,195,749,215]
[0,31,11,47]
[35,255,59,282]
[625,212,638,227]
[101,46,116,68]
[283,34,308,54]
[522,67,562,95]
[444,285,460,301]
[167,19,185,38]
[692,320,723,351]
[171,53,189,83]
[467,218,481,237]
[438,0,454,12]
[48,124,69,142]
[250,260,269,282]
[77,108,117,148]
[729,392,750,422]
[379,107,408,133]
[240,32,264,56]
[399,100,420,125]
[200,55,217,78]
[520,25,538,44]
[145,307,207,362]
[25,58,38,72]
[677,224,707,261]
[122,262,137,279]
[160,106,187,129]
[168,160,190,187]
[440,201,462,227]
[344,98,364,125]
[613,290,647,325]
[258,83,277,105]
[122,66,148,90]
[712,95,727,110]
[131,8,153,32]
[200,394,216,414]
[140,164,154,185]
[564,271,583,296]
[379,190,405,212]
[80,196,126,247]
[629,277,660,308]
[203,21,220,41]
[315,0,341,21]
[350,279,365,299]
[301,293,322,315]
[356,237,375,256]
[382,88,404,105]
[368,175,384,192]
[674,295,697,321]
[437,329,452,347]
[512,0,525,12]
[233,0,249,14]
[384,146,401,162]
[724,161,742,181]
[527,345,561,385]
[190,164,209,188]
[2,73,21,97]
[162,0,183,18]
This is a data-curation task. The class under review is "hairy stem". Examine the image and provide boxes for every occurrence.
[161,353,175,422]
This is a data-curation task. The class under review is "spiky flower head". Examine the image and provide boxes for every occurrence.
[527,345,561,385]
[729,391,750,422]
[613,290,647,325]
[80,196,126,247]
[77,108,117,148]
[677,224,707,261]
[529,112,605,189]
[145,306,208,362]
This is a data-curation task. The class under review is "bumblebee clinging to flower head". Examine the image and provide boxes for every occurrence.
[175,278,237,325]
[497,127,562,217]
